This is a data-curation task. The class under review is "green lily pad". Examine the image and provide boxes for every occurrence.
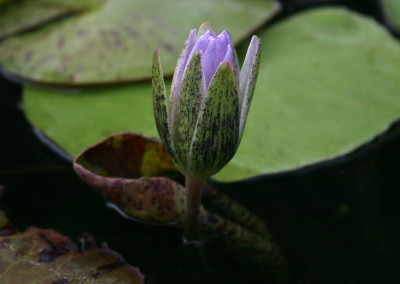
[24,8,400,182]
[0,0,280,85]
[381,0,400,31]
[0,0,105,40]
[0,211,144,283]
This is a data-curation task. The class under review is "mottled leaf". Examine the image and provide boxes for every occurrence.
[73,132,268,231]
[0,0,280,85]
[73,132,284,274]
[74,132,185,224]
[0,212,144,283]
[0,0,104,40]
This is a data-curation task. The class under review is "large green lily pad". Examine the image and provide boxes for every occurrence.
[23,8,400,182]
[381,0,400,31]
[0,0,280,85]
[0,0,105,40]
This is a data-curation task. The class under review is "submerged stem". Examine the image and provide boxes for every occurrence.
[184,176,204,241]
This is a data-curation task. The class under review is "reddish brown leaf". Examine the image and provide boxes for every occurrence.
[0,211,144,283]
[73,132,286,276]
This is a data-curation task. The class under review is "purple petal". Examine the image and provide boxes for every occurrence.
[223,44,240,87]
[170,29,197,121]
[217,31,232,55]
[201,38,219,87]
[205,28,217,39]
[183,32,211,79]
[215,38,225,63]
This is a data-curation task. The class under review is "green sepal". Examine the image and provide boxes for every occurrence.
[172,51,206,172]
[238,36,261,142]
[152,47,177,163]
[187,62,240,178]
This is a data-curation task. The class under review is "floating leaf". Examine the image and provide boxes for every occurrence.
[0,0,105,40]
[0,211,144,283]
[0,0,280,85]
[24,8,400,181]
[73,132,284,276]
[74,132,186,225]
[381,0,400,31]
[73,132,271,235]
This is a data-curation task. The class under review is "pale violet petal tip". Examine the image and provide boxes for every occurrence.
[183,35,210,79]
[223,44,240,89]
[201,38,218,87]
[221,30,234,46]
[238,35,261,141]
[170,29,197,123]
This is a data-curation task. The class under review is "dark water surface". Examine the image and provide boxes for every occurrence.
[1,2,400,283]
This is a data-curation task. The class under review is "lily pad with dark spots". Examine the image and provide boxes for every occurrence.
[0,211,144,283]
[0,0,280,85]
[0,0,105,40]
[24,8,400,182]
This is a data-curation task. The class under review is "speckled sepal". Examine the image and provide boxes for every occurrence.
[187,62,239,177]
[171,51,206,173]
[152,47,177,163]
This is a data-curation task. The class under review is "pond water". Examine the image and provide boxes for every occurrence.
[1,1,400,283]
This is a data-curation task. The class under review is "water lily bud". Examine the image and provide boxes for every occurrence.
[152,23,261,178]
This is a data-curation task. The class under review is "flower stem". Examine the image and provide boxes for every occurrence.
[184,176,204,241]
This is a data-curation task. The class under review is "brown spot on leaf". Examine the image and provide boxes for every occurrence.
[39,239,77,263]
[24,51,34,63]
[124,26,138,39]
[57,36,65,49]
[30,55,53,71]
[160,41,174,54]
[77,29,89,37]
[97,259,125,271]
